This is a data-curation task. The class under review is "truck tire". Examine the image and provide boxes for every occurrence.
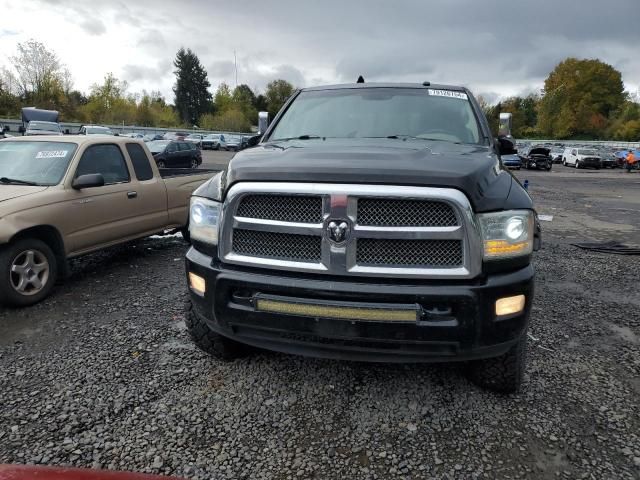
[0,238,58,307]
[467,334,527,394]
[185,299,247,360]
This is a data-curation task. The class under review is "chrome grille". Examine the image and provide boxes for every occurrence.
[357,198,458,227]
[357,239,463,267]
[220,183,481,279]
[233,229,321,262]
[236,194,323,223]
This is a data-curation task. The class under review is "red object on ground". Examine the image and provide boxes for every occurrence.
[0,465,186,480]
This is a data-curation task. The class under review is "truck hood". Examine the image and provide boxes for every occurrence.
[224,139,514,212]
[0,185,48,202]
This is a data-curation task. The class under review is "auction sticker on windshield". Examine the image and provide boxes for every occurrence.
[427,89,468,100]
[35,150,69,159]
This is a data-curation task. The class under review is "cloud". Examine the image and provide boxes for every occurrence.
[79,18,106,36]
[3,0,640,103]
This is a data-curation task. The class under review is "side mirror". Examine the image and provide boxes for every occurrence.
[72,173,105,190]
[18,126,25,134]
[497,136,517,156]
[247,134,262,148]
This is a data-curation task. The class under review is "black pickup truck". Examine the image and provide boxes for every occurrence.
[184,82,540,393]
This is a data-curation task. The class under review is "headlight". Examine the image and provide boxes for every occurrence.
[478,210,534,260]
[189,196,221,245]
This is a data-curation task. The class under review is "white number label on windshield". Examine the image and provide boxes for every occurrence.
[427,89,468,100]
[35,150,69,159]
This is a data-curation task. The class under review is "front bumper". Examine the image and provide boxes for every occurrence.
[580,158,601,168]
[186,247,534,363]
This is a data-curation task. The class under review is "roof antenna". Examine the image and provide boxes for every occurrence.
[356,75,365,84]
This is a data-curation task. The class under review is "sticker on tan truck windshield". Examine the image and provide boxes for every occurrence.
[35,150,69,159]
[427,89,468,100]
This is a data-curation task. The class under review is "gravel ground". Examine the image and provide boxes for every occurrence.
[1,170,639,479]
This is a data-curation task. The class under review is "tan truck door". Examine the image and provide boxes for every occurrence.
[64,143,144,255]
[122,142,170,233]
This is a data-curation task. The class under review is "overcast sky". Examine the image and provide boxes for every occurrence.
[2,0,639,104]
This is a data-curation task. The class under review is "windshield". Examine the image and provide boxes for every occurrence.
[0,141,77,185]
[28,122,61,132]
[147,140,169,152]
[269,88,483,145]
[579,149,597,155]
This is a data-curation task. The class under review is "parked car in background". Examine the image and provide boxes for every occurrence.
[522,146,552,171]
[122,132,144,139]
[147,140,202,168]
[501,153,522,170]
[163,132,189,141]
[201,134,226,150]
[563,148,601,169]
[550,147,564,164]
[78,125,114,136]
[0,136,215,306]
[224,134,240,151]
[143,134,164,142]
[185,134,204,147]
[597,149,617,168]
[24,121,63,136]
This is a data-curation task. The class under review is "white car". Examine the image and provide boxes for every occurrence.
[562,148,602,169]
[185,134,205,147]
[202,134,226,150]
[78,125,114,136]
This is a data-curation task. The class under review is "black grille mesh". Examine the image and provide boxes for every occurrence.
[233,229,321,262]
[357,198,458,227]
[236,195,323,223]
[357,238,462,267]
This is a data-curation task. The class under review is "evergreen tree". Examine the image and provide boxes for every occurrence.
[173,48,212,125]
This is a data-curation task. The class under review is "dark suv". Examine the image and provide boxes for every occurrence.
[146,140,202,168]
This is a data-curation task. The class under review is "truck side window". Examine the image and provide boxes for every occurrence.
[75,144,130,185]
[126,143,154,181]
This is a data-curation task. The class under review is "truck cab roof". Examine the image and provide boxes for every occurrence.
[301,82,468,92]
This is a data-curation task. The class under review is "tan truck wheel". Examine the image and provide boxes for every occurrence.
[0,238,58,307]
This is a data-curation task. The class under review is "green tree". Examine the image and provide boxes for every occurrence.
[232,84,258,125]
[265,79,295,118]
[254,93,268,113]
[498,95,540,138]
[81,73,137,124]
[173,48,213,125]
[200,107,251,132]
[607,100,640,141]
[214,82,233,113]
[537,58,625,138]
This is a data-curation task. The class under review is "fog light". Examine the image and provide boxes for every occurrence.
[189,272,206,296]
[495,295,525,317]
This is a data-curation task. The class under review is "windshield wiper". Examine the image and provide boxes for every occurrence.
[273,134,323,141]
[0,177,41,186]
[367,135,464,145]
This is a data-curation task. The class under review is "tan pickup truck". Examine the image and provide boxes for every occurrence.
[0,135,216,306]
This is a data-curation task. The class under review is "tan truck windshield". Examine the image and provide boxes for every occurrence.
[0,141,78,185]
